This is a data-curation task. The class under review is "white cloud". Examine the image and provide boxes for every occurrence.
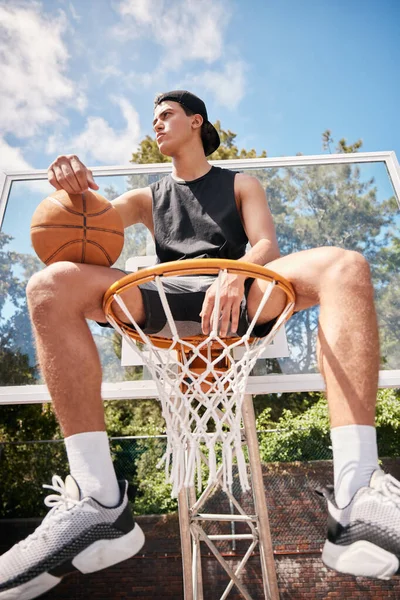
[46,97,141,165]
[0,137,52,195]
[0,3,86,139]
[0,138,32,172]
[113,0,248,110]
[95,64,124,84]
[185,61,247,109]
[118,0,155,24]
[68,1,81,22]
[114,0,229,67]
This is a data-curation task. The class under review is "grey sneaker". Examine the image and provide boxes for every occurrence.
[0,475,145,599]
[320,469,400,580]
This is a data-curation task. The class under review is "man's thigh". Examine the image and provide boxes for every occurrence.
[64,265,146,325]
[247,246,347,322]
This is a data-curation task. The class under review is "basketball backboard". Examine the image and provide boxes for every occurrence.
[0,152,399,404]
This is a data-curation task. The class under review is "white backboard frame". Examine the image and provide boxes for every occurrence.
[0,151,399,404]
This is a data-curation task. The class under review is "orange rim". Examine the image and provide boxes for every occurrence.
[103,258,295,350]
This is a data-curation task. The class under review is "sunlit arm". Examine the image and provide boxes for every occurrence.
[235,173,280,267]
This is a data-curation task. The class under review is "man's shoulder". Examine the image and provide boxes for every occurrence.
[234,172,261,188]
[211,167,258,184]
[210,165,238,180]
[149,173,172,191]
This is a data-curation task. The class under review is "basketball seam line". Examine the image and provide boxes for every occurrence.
[46,197,113,218]
[45,240,113,265]
[31,225,124,236]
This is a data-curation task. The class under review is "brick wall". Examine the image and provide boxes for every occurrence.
[2,459,400,599]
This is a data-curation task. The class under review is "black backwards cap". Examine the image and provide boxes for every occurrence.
[154,90,220,156]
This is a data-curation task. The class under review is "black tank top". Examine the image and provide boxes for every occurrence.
[150,166,248,263]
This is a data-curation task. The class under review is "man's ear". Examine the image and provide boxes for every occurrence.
[191,114,204,130]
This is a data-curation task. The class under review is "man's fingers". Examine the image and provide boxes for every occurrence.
[69,156,91,191]
[47,155,97,194]
[52,164,75,195]
[201,293,214,334]
[87,170,99,190]
[47,168,62,190]
[230,302,240,334]
[201,281,244,337]
[60,163,83,194]
[218,302,232,337]
[70,156,99,191]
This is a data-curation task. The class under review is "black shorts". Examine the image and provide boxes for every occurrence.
[99,272,276,339]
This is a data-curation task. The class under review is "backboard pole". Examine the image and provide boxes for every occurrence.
[242,394,280,600]
[178,486,194,600]
[188,484,204,600]
[176,397,280,600]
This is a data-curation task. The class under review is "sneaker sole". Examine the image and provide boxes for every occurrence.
[0,523,145,600]
[322,539,399,580]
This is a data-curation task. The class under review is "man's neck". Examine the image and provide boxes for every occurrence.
[171,147,211,182]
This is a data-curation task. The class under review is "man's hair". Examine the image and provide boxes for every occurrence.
[154,94,207,141]
[153,91,220,156]
[181,105,208,139]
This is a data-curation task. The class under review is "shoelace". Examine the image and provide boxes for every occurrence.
[371,472,400,506]
[18,475,81,550]
[43,475,81,512]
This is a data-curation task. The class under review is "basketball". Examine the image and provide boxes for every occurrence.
[30,189,124,266]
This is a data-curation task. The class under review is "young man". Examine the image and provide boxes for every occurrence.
[0,90,399,599]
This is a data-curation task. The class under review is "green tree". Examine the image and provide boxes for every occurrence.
[0,231,64,516]
[322,129,363,154]
[208,121,267,160]
[374,235,400,370]
[0,232,26,315]
[257,388,400,463]
[131,135,171,165]
[130,121,267,164]
[249,136,398,376]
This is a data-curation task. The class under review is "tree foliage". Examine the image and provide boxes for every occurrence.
[130,121,267,165]
[257,388,400,463]
[322,129,363,154]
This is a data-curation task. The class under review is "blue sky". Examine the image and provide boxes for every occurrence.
[0,0,399,172]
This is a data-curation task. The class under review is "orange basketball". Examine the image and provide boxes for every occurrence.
[30,189,124,266]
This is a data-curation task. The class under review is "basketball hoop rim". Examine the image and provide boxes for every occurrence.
[102,258,295,350]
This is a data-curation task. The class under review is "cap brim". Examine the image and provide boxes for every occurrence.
[202,122,220,156]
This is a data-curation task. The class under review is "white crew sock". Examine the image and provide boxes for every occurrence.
[64,431,120,507]
[331,424,379,509]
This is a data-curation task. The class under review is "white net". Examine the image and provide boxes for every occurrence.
[104,262,294,497]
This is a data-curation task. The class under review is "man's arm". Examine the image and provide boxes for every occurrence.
[236,172,280,265]
[111,187,152,229]
[47,154,152,229]
[201,173,279,336]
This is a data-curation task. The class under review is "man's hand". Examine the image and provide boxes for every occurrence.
[47,155,99,194]
[200,273,246,337]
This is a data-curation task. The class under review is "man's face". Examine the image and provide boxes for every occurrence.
[152,101,201,156]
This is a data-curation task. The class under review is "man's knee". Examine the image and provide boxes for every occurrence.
[325,249,371,286]
[26,262,79,317]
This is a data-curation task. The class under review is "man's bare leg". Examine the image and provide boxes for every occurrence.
[250,247,400,579]
[26,261,144,435]
[248,246,379,426]
[26,261,145,504]
[248,246,380,508]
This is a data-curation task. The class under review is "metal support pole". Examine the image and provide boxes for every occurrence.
[242,394,280,600]
[189,485,204,600]
[178,486,194,600]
